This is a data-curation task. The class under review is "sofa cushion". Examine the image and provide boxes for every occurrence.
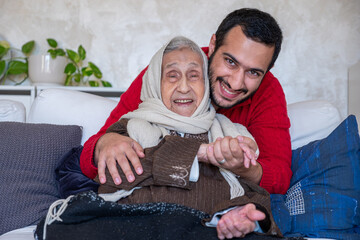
[271,115,360,239]
[0,122,82,235]
[287,100,341,149]
[28,88,118,145]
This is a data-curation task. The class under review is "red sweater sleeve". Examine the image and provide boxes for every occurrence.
[80,67,147,179]
[248,83,292,195]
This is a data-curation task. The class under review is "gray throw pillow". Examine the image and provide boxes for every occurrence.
[0,122,82,235]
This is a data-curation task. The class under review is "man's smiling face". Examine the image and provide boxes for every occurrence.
[208,26,275,109]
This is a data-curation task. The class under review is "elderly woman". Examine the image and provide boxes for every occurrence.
[96,36,282,239]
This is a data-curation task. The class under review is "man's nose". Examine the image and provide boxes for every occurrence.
[228,70,245,91]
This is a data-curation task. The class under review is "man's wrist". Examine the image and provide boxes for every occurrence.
[233,162,263,184]
[93,134,107,168]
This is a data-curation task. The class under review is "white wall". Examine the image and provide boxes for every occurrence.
[1,0,359,117]
[349,61,360,122]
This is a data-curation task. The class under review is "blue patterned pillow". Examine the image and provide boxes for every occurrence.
[271,115,360,239]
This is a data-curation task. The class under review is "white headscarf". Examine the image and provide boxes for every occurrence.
[122,36,215,149]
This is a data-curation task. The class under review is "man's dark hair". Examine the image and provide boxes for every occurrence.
[214,8,283,72]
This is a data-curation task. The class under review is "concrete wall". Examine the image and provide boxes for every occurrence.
[1,0,359,117]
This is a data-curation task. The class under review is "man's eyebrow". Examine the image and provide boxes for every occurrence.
[223,53,265,74]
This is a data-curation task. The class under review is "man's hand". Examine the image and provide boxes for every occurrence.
[197,136,262,184]
[95,133,144,185]
[217,203,265,239]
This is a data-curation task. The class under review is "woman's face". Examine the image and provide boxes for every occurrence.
[161,47,205,117]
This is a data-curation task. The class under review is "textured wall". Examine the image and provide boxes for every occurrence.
[1,0,359,117]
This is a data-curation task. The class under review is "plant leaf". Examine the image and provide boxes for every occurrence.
[65,75,72,86]
[14,75,28,85]
[64,63,76,75]
[0,45,9,58]
[21,40,35,56]
[66,49,80,63]
[47,38,58,48]
[88,80,100,87]
[78,45,86,61]
[81,66,93,77]
[7,60,27,75]
[88,61,102,79]
[73,73,81,83]
[101,80,112,87]
[0,40,10,49]
[0,60,6,76]
[56,48,66,56]
[47,49,57,59]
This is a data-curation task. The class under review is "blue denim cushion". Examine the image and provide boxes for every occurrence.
[271,115,360,239]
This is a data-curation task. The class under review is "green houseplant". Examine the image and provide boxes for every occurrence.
[1,39,112,87]
[0,40,35,85]
[0,41,10,80]
[46,39,112,87]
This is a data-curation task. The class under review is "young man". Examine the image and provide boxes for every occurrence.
[80,8,292,195]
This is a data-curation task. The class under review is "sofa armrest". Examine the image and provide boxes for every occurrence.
[0,99,26,123]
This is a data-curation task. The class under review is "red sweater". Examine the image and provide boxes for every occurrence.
[80,48,292,194]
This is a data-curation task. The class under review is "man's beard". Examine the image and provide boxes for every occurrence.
[208,58,255,109]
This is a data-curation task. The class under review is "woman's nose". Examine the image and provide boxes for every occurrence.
[177,77,190,93]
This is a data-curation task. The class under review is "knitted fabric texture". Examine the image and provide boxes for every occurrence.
[0,122,82,235]
[36,191,303,240]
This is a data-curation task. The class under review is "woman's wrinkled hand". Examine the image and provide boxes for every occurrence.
[197,136,258,169]
[217,203,265,239]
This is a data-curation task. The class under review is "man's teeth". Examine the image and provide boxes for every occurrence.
[221,82,237,95]
[175,99,192,103]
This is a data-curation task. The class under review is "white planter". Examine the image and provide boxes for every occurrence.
[28,54,67,85]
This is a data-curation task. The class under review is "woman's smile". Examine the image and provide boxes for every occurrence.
[161,47,204,117]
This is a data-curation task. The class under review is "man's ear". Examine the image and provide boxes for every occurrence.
[208,34,216,56]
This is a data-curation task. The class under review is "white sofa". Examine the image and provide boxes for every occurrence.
[0,88,343,149]
[0,88,343,239]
